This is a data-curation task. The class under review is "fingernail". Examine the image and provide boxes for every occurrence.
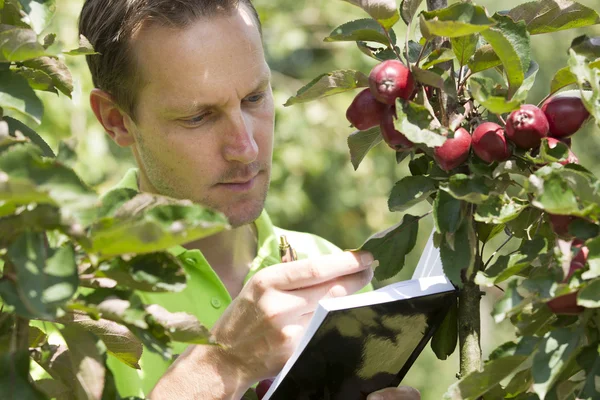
[368,395,383,400]
[361,252,374,265]
[370,260,380,269]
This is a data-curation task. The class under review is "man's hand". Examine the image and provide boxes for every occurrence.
[367,386,421,400]
[211,251,376,387]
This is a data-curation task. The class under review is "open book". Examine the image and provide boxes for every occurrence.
[263,231,457,400]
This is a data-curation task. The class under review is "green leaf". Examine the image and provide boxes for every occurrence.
[359,214,420,281]
[0,24,48,62]
[393,99,447,147]
[568,50,600,127]
[421,48,456,69]
[476,236,547,285]
[577,278,600,307]
[492,280,525,323]
[469,76,521,114]
[56,139,77,167]
[342,0,399,30]
[532,328,583,399]
[23,56,73,97]
[431,299,458,360]
[474,195,527,224]
[504,368,533,398]
[571,35,600,60]
[63,34,97,56]
[20,0,56,34]
[577,345,600,399]
[0,70,43,125]
[441,173,491,204]
[411,66,444,88]
[0,143,97,210]
[512,60,539,102]
[98,252,187,293]
[480,14,530,99]
[400,0,423,25]
[33,379,70,399]
[508,0,600,35]
[8,233,78,318]
[0,351,46,399]
[325,19,395,46]
[58,311,143,369]
[444,355,528,400]
[584,236,600,280]
[145,304,214,344]
[60,324,107,400]
[4,116,54,157]
[284,70,369,106]
[440,218,476,287]
[467,44,502,74]
[88,193,230,257]
[568,218,599,240]
[433,190,464,235]
[476,221,505,244]
[549,66,577,95]
[388,175,437,212]
[347,126,382,171]
[356,41,398,61]
[420,3,495,38]
[17,66,56,93]
[451,34,478,66]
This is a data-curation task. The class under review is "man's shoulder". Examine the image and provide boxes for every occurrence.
[272,226,343,259]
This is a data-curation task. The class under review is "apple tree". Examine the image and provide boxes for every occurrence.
[284,0,600,398]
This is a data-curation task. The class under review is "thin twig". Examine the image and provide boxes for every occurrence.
[384,28,404,64]
[415,40,430,67]
[484,234,514,269]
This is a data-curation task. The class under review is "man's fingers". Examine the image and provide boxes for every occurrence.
[257,251,374,291]
[292,267,373,315]
[366,386,421,400]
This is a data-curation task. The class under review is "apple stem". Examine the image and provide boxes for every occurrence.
[496,113,507,126]
[383,28,404,65]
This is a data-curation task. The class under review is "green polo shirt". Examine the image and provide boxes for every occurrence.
[106,169,373,397]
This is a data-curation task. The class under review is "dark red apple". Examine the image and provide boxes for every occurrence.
[546,137,579,165]
[256,378,274,399]
[472,122,511,163]
[369,60,415,105]
[346,89,387,131]
[505,104,549,149]
[380,106,413,150]
[541,95,590,138]
[549,214,576,238]
[434,127,472,171]
[547,291,584,315]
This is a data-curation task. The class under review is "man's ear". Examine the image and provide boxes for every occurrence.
[89,88,136,147]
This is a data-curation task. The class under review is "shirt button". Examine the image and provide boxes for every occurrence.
[211,297,222,309]
[185,257,196,265]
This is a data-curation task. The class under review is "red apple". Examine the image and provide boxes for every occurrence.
[369,60,415,105]
[546,137,579,165]
[547,291,584,315]
[472,122,511,163]
[549,214,576,238]
[541,95,590,138]
[346,89,387,131]
[256,378,274,399]
[434,127,472,171]
[380,106,413,150]
[505,104,549,149]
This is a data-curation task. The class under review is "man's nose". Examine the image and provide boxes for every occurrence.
[222,111,259,164]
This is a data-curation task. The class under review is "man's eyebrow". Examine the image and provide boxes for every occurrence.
[165,73,271,117]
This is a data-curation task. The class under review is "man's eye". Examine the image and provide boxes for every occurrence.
[245,93,264,103]
[183,113,210,125]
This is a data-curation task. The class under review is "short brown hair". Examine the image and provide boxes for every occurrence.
[79,0,262,118]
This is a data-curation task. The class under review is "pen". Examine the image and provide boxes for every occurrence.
[279,235,297,263]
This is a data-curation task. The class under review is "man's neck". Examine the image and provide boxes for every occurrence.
[183,222,259,297]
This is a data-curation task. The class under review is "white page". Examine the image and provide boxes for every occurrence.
[411,229,444,279]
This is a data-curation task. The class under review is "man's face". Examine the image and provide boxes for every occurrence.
[125,6,274,228]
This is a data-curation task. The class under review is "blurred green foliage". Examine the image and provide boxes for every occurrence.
[36,0,600,397]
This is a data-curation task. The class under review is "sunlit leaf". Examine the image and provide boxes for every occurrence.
[63,34,97,56]
[325,18,395,46]
[342,0,399,30]
[284,70,369,106]
[440,218,476,287]
[0,24,48,62]
[420,3,495,38]
[0,70,43,125]
[400,0,424,25]
[393,99,447,147]
[434,190,464,235]
[347,126,382,171]
[23,56,73,97]
[358,214,419,280]
[508,0,600,35]
[469,76,521,114]
[451,34,478,66]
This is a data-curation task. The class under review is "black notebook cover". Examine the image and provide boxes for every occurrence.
[264,283,457,400]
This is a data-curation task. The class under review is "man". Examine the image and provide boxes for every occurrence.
[80,0,421,398]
